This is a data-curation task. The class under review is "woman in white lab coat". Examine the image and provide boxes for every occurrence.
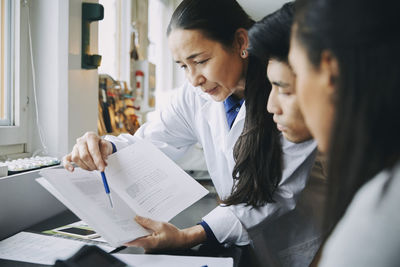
[63,0,320,263]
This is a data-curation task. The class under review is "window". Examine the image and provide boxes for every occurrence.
[0,0,12,126]
[0,0,27,152]
[98,0,131,83]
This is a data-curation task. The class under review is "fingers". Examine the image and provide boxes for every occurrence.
[135,216,162,231]
[125,235,157,250]
[65,132,108,171]
[62,154,74,172]
[87,137,107,171]
[100,140,111,160]
[127,217,184,251]
[71,145,92,171]
[77,139,98,171]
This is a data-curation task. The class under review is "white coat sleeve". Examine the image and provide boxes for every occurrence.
[104,84,198,161]
[203,140,318,245]
[202,185,298,245]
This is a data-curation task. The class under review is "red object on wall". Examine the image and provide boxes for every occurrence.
[135,70,144,89]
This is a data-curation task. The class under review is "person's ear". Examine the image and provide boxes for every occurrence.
[319,50,339,95]
[234,28,249,58]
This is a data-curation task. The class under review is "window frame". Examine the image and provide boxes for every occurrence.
[0,0,28,148]
[0,0,12,126]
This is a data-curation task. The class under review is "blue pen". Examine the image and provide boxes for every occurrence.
[101,171,114,208]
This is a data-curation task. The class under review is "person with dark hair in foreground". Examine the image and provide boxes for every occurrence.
[290,0,400,265]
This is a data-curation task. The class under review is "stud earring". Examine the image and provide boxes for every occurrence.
[241,50,247,58]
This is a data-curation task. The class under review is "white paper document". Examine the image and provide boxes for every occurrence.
[0,232,113,265]
[0,232,232,266]
[38,140,209,247]
[114,253,233,267]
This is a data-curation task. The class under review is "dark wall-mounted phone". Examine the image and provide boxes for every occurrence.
[82,3,104,69]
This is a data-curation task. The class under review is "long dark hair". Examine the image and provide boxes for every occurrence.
[294,0,400,232]
[225,3,296,206]
[167,0,254,47]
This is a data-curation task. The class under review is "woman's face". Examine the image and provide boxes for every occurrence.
[168,29,247,101]
[267,59,312,143]
[288,35,335,153]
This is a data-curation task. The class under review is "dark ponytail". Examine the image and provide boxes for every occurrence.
[223,3,295,206]
[224,54,282,206]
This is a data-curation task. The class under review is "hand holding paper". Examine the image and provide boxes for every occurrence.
[38,140,209,247]
[124,215,207,252]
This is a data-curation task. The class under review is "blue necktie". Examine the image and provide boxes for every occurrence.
[224,95,244,129]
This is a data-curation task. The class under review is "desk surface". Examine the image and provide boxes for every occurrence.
[0,192,259,267]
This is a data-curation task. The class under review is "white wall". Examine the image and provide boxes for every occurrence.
[67,0,99,154]
[26,0,99,158]
[238,0,291,21]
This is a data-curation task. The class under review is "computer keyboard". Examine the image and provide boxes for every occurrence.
[0,156,61,175]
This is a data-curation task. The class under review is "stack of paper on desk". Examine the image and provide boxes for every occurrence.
[0,232,113,265]
[0,232,232,266]
[37,140,209,248]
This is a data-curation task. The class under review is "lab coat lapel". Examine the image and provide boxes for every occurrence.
[202,100,229,151]
[223,103,245,172]
[226,102,245,149]
[200,98,245,166]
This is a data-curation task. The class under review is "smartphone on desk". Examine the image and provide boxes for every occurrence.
[53,226,100,239]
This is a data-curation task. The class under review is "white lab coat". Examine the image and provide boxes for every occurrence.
[105,81,319,247]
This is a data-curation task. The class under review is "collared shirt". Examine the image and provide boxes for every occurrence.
[111,142,117,153]
[223,95,245,129]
